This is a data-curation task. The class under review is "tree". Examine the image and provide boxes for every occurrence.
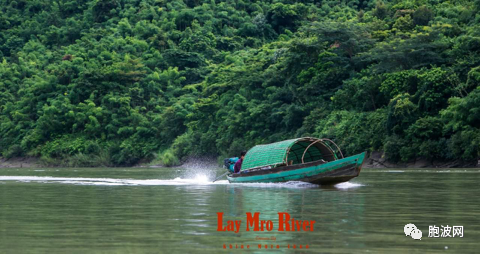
[373,1,388,20]
[412,6,434,26]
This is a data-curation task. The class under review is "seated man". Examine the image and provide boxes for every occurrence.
[234,151,246,173]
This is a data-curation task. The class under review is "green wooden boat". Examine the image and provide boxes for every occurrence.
[227,137,365,185]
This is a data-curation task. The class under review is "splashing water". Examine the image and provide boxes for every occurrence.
[191,174,209,183]
[179,158,220,180]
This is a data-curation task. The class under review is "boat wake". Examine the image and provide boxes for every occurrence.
[0,175,363,189]
[333,182,364,189]
[0,175,218,186]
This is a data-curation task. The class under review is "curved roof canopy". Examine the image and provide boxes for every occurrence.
[241,137,341,170]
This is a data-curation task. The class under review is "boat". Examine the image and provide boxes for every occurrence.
[226,137,365,184]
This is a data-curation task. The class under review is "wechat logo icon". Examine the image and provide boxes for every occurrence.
[404,223,422,240]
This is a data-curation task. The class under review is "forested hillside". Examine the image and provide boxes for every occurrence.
[0,0,479,166]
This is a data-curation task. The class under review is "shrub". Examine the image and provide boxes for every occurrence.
[160,150,180,167]
[5,144,24,159]
[384,135,405,162]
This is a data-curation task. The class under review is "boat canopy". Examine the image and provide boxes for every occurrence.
[241,137,343,170]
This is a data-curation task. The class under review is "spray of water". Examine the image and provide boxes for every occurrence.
[179,157,223,181]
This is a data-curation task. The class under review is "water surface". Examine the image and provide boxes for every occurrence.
[1,167,479,253]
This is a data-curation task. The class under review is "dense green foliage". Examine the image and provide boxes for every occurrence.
[0,0,479,166]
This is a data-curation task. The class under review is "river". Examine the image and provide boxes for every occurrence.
[0,167,479,253]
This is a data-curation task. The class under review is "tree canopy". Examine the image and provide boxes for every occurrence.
[0,0,479,166]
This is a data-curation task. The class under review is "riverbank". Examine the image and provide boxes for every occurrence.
[1,153,478,169]
[0,157,42,168]
[363,151,479,168]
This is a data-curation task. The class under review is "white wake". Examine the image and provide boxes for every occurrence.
[0,175,362,188]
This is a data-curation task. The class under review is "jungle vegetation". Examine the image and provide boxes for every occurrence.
[0,0,479,166]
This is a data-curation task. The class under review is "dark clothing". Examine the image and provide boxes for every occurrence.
[234,158,243,173]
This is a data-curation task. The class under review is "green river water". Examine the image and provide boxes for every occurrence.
[0,167,479,253]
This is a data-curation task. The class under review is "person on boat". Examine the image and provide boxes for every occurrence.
[234,151,246,173]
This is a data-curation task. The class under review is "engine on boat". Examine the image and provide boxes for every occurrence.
[223,157,239,172]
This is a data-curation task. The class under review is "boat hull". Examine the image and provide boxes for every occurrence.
[227,152,366,185]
